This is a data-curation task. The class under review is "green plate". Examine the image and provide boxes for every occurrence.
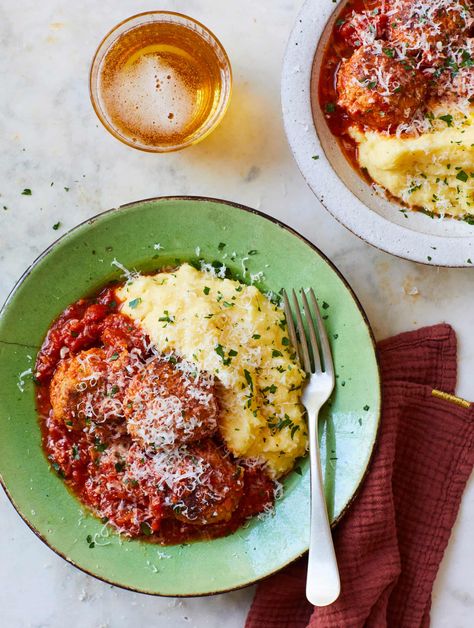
[0,197,380,596]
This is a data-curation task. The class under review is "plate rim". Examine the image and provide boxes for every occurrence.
[0,195,381,596]
[281,0,474,268]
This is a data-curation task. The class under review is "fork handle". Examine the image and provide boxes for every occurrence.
[306,409,341,607]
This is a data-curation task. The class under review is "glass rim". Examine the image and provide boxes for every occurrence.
[89,10,233,153]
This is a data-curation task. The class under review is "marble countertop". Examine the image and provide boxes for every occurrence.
[0,1,473,626]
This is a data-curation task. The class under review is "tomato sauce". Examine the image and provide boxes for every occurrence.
[316,0,383,177]
[35,286,120,384]
[35,284,276,545]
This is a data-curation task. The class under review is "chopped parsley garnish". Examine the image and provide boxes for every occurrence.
[218,242,226,251]
[109,352,119,361]
[115,461,125,473]
[272,349,283,358]
[262,384,277,394]
[267,413,300,438]
[51,461,64,477]
[52,221,61,230]
[72,444,80,460]
[291,425,300,439]
[94,438,107,452]
[21,188,32,195]
[456,170,468,182]
[461,50,473,67]
[248,250,258,255]
[129,297,142,309]
[140,522,152,536]
[363,405,370,411]
[158,310,175,324]
[281,337,290,346]
[215,344,234,365]
[439,114,453,127]
[252,334,261,339]
[203,286,210,295]
[312,155,320,160]
[243,369,253,391]
[325,102,336,113]
[408,183,422,194]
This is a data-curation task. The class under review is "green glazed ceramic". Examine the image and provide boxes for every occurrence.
[0,197,380,596]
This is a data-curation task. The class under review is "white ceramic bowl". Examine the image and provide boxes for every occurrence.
[281,0,474,267]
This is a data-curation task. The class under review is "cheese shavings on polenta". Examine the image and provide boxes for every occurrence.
[118,263,307,477]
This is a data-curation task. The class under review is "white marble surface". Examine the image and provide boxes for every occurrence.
[0,1,473,626]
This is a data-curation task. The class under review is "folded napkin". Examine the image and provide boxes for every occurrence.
[246,324,474,628]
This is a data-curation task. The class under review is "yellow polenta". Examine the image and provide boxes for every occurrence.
[351,112,474,218]
[118,263,307,477]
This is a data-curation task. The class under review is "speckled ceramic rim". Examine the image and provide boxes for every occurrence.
[281,0,474,267]
[89,11,232,153]
[0,196,381,596]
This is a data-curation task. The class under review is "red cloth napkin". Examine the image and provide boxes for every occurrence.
[246,324,474,628]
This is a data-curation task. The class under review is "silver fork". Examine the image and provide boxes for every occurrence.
[283,288,340,607]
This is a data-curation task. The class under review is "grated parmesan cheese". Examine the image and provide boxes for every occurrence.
[118,264,307,477]
[111,258,141,284]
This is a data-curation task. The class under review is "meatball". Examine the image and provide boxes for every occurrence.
[337,44,427,130]
[83,442,165,536]
[50,348,131,429]
[428,39,474,105]
[123,358,218,448]
[386,0,473,65]
[338,9,388,48]
[451,46,474,100]
[160,441,244,525]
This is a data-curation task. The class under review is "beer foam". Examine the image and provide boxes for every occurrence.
[102,54,197,141]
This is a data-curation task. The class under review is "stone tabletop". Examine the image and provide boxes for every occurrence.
[0,1,473,626]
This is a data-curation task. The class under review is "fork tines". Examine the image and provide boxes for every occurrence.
[282,288,334,377]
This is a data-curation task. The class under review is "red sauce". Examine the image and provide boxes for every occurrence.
[154,464,275,545]
[35,286,119,384]
[35,284,276,545]
[316,0,383,176]
[316,0,474,193]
